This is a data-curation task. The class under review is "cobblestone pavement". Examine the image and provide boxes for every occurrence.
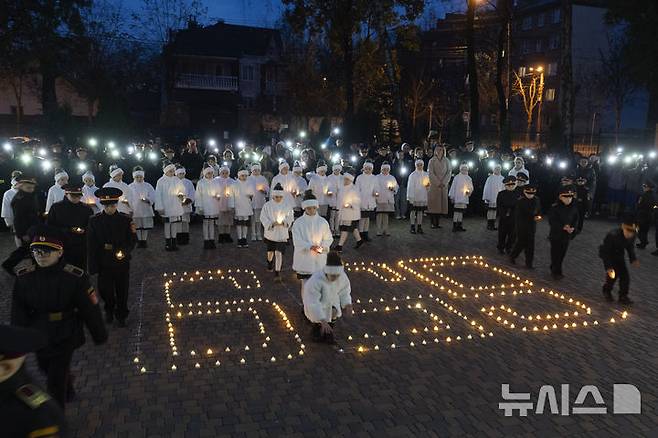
[1,216,657,437]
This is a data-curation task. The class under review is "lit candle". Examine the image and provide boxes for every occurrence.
[387,182,394,190]
[72,227,84,234]
[115,250,125,260]
[344,203,350,208]
[423,176,430,187]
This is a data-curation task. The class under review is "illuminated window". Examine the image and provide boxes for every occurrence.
[545,88,556,101]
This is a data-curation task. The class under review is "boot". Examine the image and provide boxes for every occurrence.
[176,233,184,245]
[354,239,365,249]
[334,245,343,252]
[137,240,146,248]
[170,237,179,251]
[452,222,459,233]
[208,240,216,249]
[181,232,190,245]
[142,240,148,248]
[267,258,274,272]
[410,225,416,234]
[362,231,371,242]
[165,239,172,251]
[602,288,614,302]
[203,240,212,249]
[225,234,234,243]
[487,219,495,230]
[242,238,249,248]
[458,222,467,232]
[417,225,424,234]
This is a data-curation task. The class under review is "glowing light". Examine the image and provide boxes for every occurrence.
[111,149,120,158]
[208,139,216,147]
[333,127,340,135]
[41,160,52,171]
[2,142,11,152]
[607,155,617,164]
[148,151,158,161]
[545,157,553,166]
[558,161,567,169]
[399,166,408,176]
[350,155,357,163]
[107,141,116,149]
[237,141,245,149]
[88,138,98,147]
[20,153,32,164]
[299,131,306,138]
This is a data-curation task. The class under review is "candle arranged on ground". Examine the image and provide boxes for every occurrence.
[72,227,84,234]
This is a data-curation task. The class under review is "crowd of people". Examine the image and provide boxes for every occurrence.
[0,133,656,434]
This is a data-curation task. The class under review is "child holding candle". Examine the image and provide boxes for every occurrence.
[292,161,308,218]
[195,166,221,249]
[45,169,69,214]
[309,161,329,219]
[248,163,269,241]
[81,171,101,214]
[375,162,398,236]
[406,159,431,234]
[233,168,255,248]
[271,161,299,212]
[175,167,195,245]
[335,172,364,251]
[482,164,504,230]
[154,163,186,251]
[448,163,474,232]
[103,167,134,217]
[216,165,235,243]
[260,183,294,279]
[327,164,342,237]
[129,166,155,248]
[355,160,378,241]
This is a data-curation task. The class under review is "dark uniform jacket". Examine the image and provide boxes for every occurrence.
[636,191,656,222]
[0,368,66,438]
[46,199,94,267]
[496,190,519,219]
[548,201,579,241]
[11,191,44,241]
[10,260,108,355]
[599,228,637,269]
[514,196,541,234]
[87,211,137,275]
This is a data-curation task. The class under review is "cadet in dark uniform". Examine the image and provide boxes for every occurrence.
[9,225,108,408]
[635,182,656,249]
[0,324,66,438]
[496,176,518,254]
[574,176,589,233]
[87,187,137,327]
[599,216,639,305]
[46,183,94,270]
[11,173,44,247]
[509,184,542,269]
[548,187,579,279]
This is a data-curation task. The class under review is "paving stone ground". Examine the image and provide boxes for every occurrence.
[1,216,657,437]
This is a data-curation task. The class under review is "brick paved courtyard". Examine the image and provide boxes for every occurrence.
[1,217,657,437]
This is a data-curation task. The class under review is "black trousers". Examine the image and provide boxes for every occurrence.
[36,348,74,408]
[603,262,630,298]
[510,228,535,267]
[638,219,651,246]
[98,266,130,320]
[497,217,515,252]
[577,202,586,232]
[550,238,570,275]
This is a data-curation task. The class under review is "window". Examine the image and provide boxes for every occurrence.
[522,16,532,30]
[545,88,556,101]
[522,40,532,54]
[547,62,558,76]
[552,9,561,24]
[535,39,543,52]
[537,13,545,27]
[548,35,560,50]
[242,65,254,81]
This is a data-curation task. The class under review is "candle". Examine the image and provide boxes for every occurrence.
[316,246,323,254]
[344,203,350,208]
[422,176,430,187]
[115,250,125,260]
[387,182,394,190]
[374,191,379,197]
[72,227,84,234]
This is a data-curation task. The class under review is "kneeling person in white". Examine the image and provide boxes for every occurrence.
[302,251,353,344]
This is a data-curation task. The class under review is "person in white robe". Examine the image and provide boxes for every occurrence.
[233,169,255,248]
[81,171,101,214]
[216,166,235,243]
[406,159,430,234]
[448,163,474,232]
[292,162,308,217]
[247,163,269,241]
[508,156,530,182]
[335,173,364,252]
[2,172,21,247]
[326,164,342,236]
[195,166,221,249]
[103,167,134,216]
[375,162,398,236]
[308,161,330,219]
[354,161,378,241]
[175,166,195,245]
[302,251,353,343]
[271,161,299,213]
[45,169,69,213]
[129,166,156,247]
[482,164,505,230]
[155,163,186,251]
[260,183,294,279]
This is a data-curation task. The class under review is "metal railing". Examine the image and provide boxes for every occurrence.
[175,74,238,91]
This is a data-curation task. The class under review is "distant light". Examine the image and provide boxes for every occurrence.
[607,155,617,164]
[78,162,87,171]
[331,154,341,164]
[148,151,157,161]
[88,138,98,147]
[285,140,292,148]
[488,160,496,169]
[110,149,120,158]
[503,162,511,170]
[558,161,567,169]
[332,127,340,135]
[237,141,245,149]
[649,151,657,159]
[400,166,408,176]
[107,141,116,149]
[2,142,12,152]
[320,143,327,150]
[41,160,52,171]
[208,139,216,147]
[524,149,532,157]
[467,161,474,168]
[223,161,229,166]
[136,152,143,160]
[38,148,47,156]
[299,131,306,138]
[623,155,632,164]
[451,159,458,168]
[20,153,31,164]
[293,149,301,158]
[616,146,623,153]
[477,149,486,157]
[127,146,135,154]
[350,155,357,163]
[545,157,553,166]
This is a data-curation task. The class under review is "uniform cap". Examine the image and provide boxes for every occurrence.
[503,176,517,184]
[30,224,65,251]
[62,183,83,194]
[94,187,123,204]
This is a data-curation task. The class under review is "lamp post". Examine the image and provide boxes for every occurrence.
[531,66,545,146]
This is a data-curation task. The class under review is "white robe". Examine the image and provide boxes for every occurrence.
[82,185,101,214]
[376,174,398,205]
[271,172,299,210]
[216,177,235,212]
[247,175,269,210]
[260,200,294,242]
[291,213,333,275]
[326,174,342,208]
[45,184,65,213]
[294,175,308,210]
[2,188,17,227]
[355,173,378,211]
[233,179,254,217]
[308,174,329,206]
[482,174,504,206]
[194,177,221,217]
[509,166,530,182]
[337,184,361,222]
[179,177,195,214]
[129,181,156,218]
[406,170,430,205]
[155,175,185,217]
[103,180,135,215]
[448,173,475,205]
[303,270,352,324]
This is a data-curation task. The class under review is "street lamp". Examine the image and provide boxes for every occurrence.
[299,131,307,139]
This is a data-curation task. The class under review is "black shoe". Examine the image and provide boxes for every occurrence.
[116,318,127,328]
[354,239,365,249]
[203,240,212,249]
[636,243,647,249]
[105,312,114,324]
[417,225,424,234]
[176,234,185,245]
[618,296,633,305]
[334,245,343,252]
[267,259,274,272]
[242,239,249,248]
[410,225,416,234]
[170,238,179,251]
[452,223,459,232]
[362,232,371,242]
[602,289,614,302]
[181,232,190,245]
[208,240,216,249]
[217,234,226,243]
[226,235,234,243]
[431,224,438,229]
[137,240,146,248]
[165,239,172,251]
[458,223,466,232]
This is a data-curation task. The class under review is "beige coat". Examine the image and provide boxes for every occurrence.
[427,156,451,214]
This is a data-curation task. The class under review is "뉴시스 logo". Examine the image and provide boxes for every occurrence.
[499,383,641,416]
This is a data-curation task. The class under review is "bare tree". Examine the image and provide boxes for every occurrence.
[559,0,574,151]
[132,0,208,46]
[513,70,544,143]
[404,73,435,140]
[599,32,636,144]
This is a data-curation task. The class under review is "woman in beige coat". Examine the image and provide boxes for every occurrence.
[427,146,452,228]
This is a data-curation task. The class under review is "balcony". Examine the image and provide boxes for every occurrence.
[175,73,238,91]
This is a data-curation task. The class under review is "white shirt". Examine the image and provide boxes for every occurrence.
[337,184,361,222]
[291,213,333,275]
[155,175,185,217]
[406,170,430,204]
[448,173,475,205]
[2,187,17,226]
[303,270,352,323]
[308,174,329,206]
[355,172,378,210]
[376,174,398,205]
[247,175,269,210]
[271,172,299,210]
[195,177,221,217]
[45,184,65,213]
[232,179,255,217]
[178,177,195,214]
[81,184,101,214]
[482,174,504,205]
[260,199,294,242]
[326,173,342,208]
[216,177,235,212]
[294,175,308,209]
[129,181,156,218]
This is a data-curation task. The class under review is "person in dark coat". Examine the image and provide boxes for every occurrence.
[178,139,204,183]
[548,187,579,279]
[11,173,45,247]
[635,182,656,249]
[509,184,542,268]
[496,176,518,254]
[46,183,94,270]
[574,176,589,233]
[9,225,108,408]
[87,187,137,327]
[599,216,639,305]
[0,324,66,437]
